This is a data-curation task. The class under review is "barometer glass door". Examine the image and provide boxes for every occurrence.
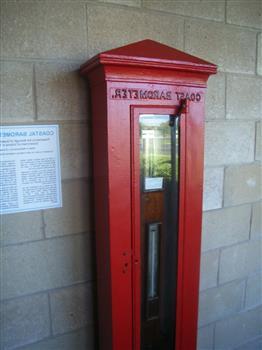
[139,114,180,350]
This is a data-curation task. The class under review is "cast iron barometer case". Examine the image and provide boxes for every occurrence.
[80,40,217,350]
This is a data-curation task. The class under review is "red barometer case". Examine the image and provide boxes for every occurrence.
[80,40,217,350]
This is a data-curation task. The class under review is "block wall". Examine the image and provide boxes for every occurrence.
[0,1,261,349]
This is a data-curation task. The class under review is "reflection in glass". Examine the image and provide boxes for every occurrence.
[147,223,160,299]
[140,114,179,350]
[140,116,173,183]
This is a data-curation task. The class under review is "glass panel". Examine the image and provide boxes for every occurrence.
[140,114,179,350]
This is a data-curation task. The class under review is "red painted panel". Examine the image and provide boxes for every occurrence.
[107,98,133,350]
[175,100,205,350]
[89,81,113,350]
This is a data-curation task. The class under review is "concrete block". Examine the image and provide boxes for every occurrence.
[0,211,43,246]
[197,324,214,350]
[59,125,91,180]
[203,167,224,211]
[204,121,255,166]
[202,205,251,251]
[227,0,262,29]
[1,1,87,60]
[44,180,92,238]
[219,239,262,284]
[0,61,34,122]
[255,121,261,161]
[35,63,88,121]
[215,306,262,349]
[0,233,94,299]
[251,201,262,239]
[226,75,262,120]
[224,163,261,206]
[205,73,225,120]
[0,294,50,350]
[235,336,262,350]
[50,283,95,335]
[143,0,225,22]
[257,33,262,75]
[245,271,262,309]
[16,327,95,350]
[87,5,184,57]
[198,280,245,327]
[199,250,219,291]
[99,0,141,6]
[185,20,256,74]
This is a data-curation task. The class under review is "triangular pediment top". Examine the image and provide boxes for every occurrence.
[103,39,214,66]
[81,39,217,75]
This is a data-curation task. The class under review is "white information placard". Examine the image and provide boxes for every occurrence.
[0,125,62,214]
[145,177,164,191]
